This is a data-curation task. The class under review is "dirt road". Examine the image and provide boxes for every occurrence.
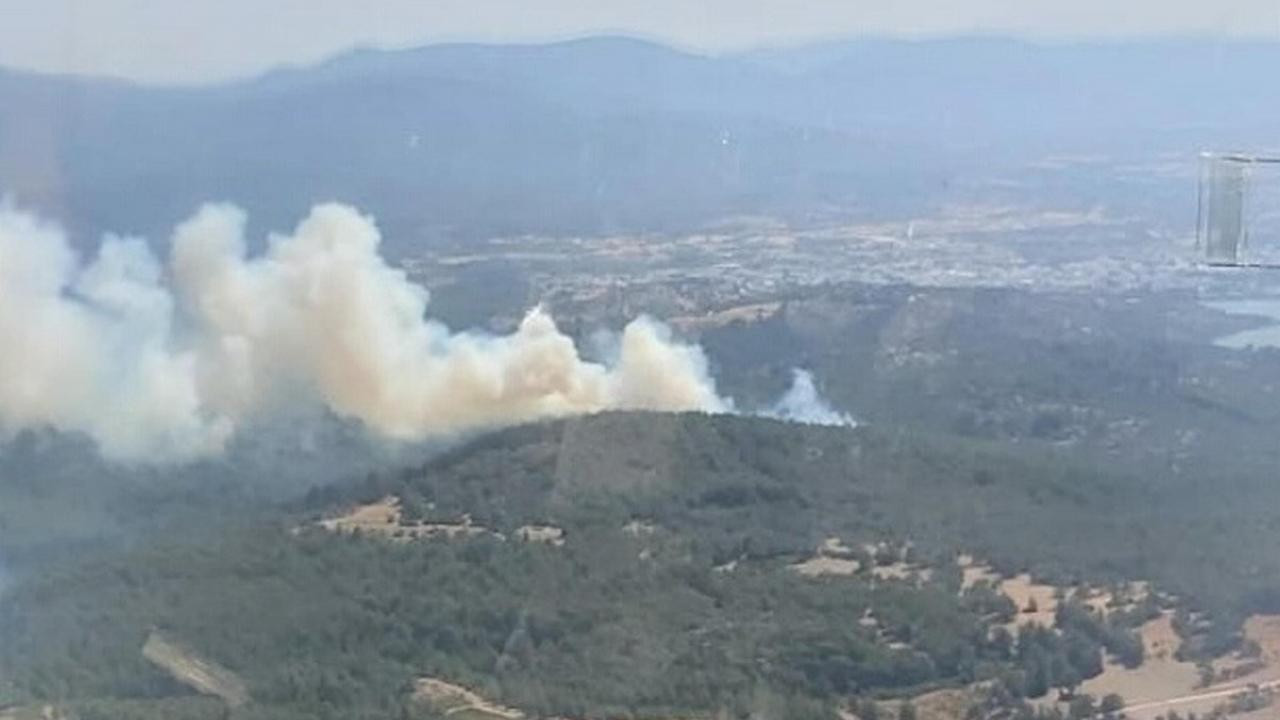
[1118,678,1280,719]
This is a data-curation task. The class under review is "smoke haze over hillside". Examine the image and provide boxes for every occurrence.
[768,369,855,427]
[0,201,730,461]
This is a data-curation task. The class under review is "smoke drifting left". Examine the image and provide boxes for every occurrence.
[0,201,729,462]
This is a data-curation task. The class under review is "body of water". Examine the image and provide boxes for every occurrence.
[1203,298,1280,349]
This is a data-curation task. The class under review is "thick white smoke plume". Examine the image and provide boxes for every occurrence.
[768,369,855,427]
[0,201,728,462]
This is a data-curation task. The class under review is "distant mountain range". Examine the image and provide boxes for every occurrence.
[2,36,1279,252]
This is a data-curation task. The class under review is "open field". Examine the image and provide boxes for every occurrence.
[1066,613,1280,719]
[142,631,249,708]
[318,497,489,541]
[414,677,525,720]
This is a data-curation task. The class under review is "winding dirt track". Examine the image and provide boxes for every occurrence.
[1117,678,1280,718]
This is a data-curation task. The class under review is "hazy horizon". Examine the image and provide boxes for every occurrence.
[5,32,1280,89]
[4,0,1280,84]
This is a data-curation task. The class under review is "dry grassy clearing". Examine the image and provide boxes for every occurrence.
[318,497,490,541]
[949,555,1270,719]
[1117,679,1280,720]
[957,554,998,589]
[1077,611,1199,712]
[668,302,781,332]
[841,686,986,720]
[793,555,862,577]
[826,552,1280,718]
[887,686,984,720]
[141,631,250,708]
[791,539,939,582]
[958,555,1147,630]
[1057,612,1280,719]
[998,573,1058,628]
[958,557,1059,628]
[515,525,565,545]
[322,533,1279,720]
[622,520,657,536]
[320,499,573,548]
[1242,615,1280,666]
[413,677,525,720]
[870,561,931,583]
[791,537,862,577]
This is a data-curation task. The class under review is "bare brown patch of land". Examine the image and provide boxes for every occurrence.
[1063,613,1280,719]
[318,497,489,541]
[792,536,862,577]
[1078,611,1199,714]
[668,301,781,332]
[622,520,657,536]
[1205,614,1280,689]
[820,537,856,557]
[142,631,250,708]
[871,561,927,582]
[999,573,1058,628]
[793,556,861,577]
[903,686,979,720]
[322,496,401,530]
[842,686,986,720]
[957,554,1000,590]
[1117,679,1280,720]
[515,524,565,546]
[956,555,1147,630]
[413,677,524,720]
[1244,615,1280,663]
[857,542,932,584]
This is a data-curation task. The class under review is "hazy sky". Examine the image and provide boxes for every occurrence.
[3,0,1280,83]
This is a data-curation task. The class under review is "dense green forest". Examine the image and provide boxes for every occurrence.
[4,411,1280,719]
[701,287,1280,459]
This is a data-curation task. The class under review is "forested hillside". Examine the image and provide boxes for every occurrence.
[4,412,1280,719]
[0,416,436,569]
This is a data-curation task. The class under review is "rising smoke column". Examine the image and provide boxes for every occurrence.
[767,369,855,427]
[0,201,728,461]
[0,203,231,460]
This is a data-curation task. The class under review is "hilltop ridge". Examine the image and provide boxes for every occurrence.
[5,411,1280,718]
